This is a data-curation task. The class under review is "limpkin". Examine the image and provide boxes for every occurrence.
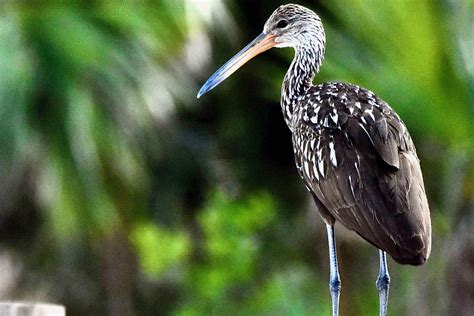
[198,4,431,315]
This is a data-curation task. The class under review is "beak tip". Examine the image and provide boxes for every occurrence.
[197,78,216,98]
[197,86,207,99]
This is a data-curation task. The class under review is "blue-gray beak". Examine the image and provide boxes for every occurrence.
[197,32,277,98]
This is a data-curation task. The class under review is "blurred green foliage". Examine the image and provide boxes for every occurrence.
[0,1,472,315]
[131,222,190,278]
[178,191,276,313]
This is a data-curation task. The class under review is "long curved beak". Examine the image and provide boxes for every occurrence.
[197,32,277,98]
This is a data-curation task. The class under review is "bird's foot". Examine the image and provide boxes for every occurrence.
[329,277,341,316]
[376,273,390,316]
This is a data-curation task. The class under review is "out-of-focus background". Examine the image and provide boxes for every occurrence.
[0,0,472,315]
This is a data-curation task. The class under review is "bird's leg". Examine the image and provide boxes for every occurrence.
[376,250,390,316]
[326,224,341,316]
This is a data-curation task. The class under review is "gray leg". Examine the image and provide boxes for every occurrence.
[326,224,341,316]
[376,250,390,316]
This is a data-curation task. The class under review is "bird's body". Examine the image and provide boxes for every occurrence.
[290,81,431,265]
[198,4,431,315]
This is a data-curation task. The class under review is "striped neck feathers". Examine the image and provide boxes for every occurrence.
[281,37,325,128]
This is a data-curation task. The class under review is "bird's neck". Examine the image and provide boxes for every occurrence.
[281,41,324,128]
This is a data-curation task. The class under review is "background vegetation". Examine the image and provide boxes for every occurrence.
[0,0,472,315]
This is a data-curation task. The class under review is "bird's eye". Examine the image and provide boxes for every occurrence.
[277,20,288,28]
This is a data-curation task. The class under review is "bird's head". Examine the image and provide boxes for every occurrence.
[197,4,324,98]
[264,4,324,49]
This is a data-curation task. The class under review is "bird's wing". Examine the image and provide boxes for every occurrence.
[293,83,431,265]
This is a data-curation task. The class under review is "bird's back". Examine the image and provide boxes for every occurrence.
[292,81,431,265]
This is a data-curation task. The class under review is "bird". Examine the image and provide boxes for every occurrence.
[197,4,431,315]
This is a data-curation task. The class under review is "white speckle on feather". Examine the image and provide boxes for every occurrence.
[313,165,319,181]
[317,147,323,161]
[358,123,375,145]
[329,142,337,167]
[312,154,319,181]
[348,175,356,199]
[365,108,375,121]
[323,117,329,127]
[304,160,311,178]
[354,161,361,178]
[303,139,309,155]
[318,159,325,178]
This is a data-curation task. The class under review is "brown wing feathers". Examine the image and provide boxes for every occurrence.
[293,82,431,265]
